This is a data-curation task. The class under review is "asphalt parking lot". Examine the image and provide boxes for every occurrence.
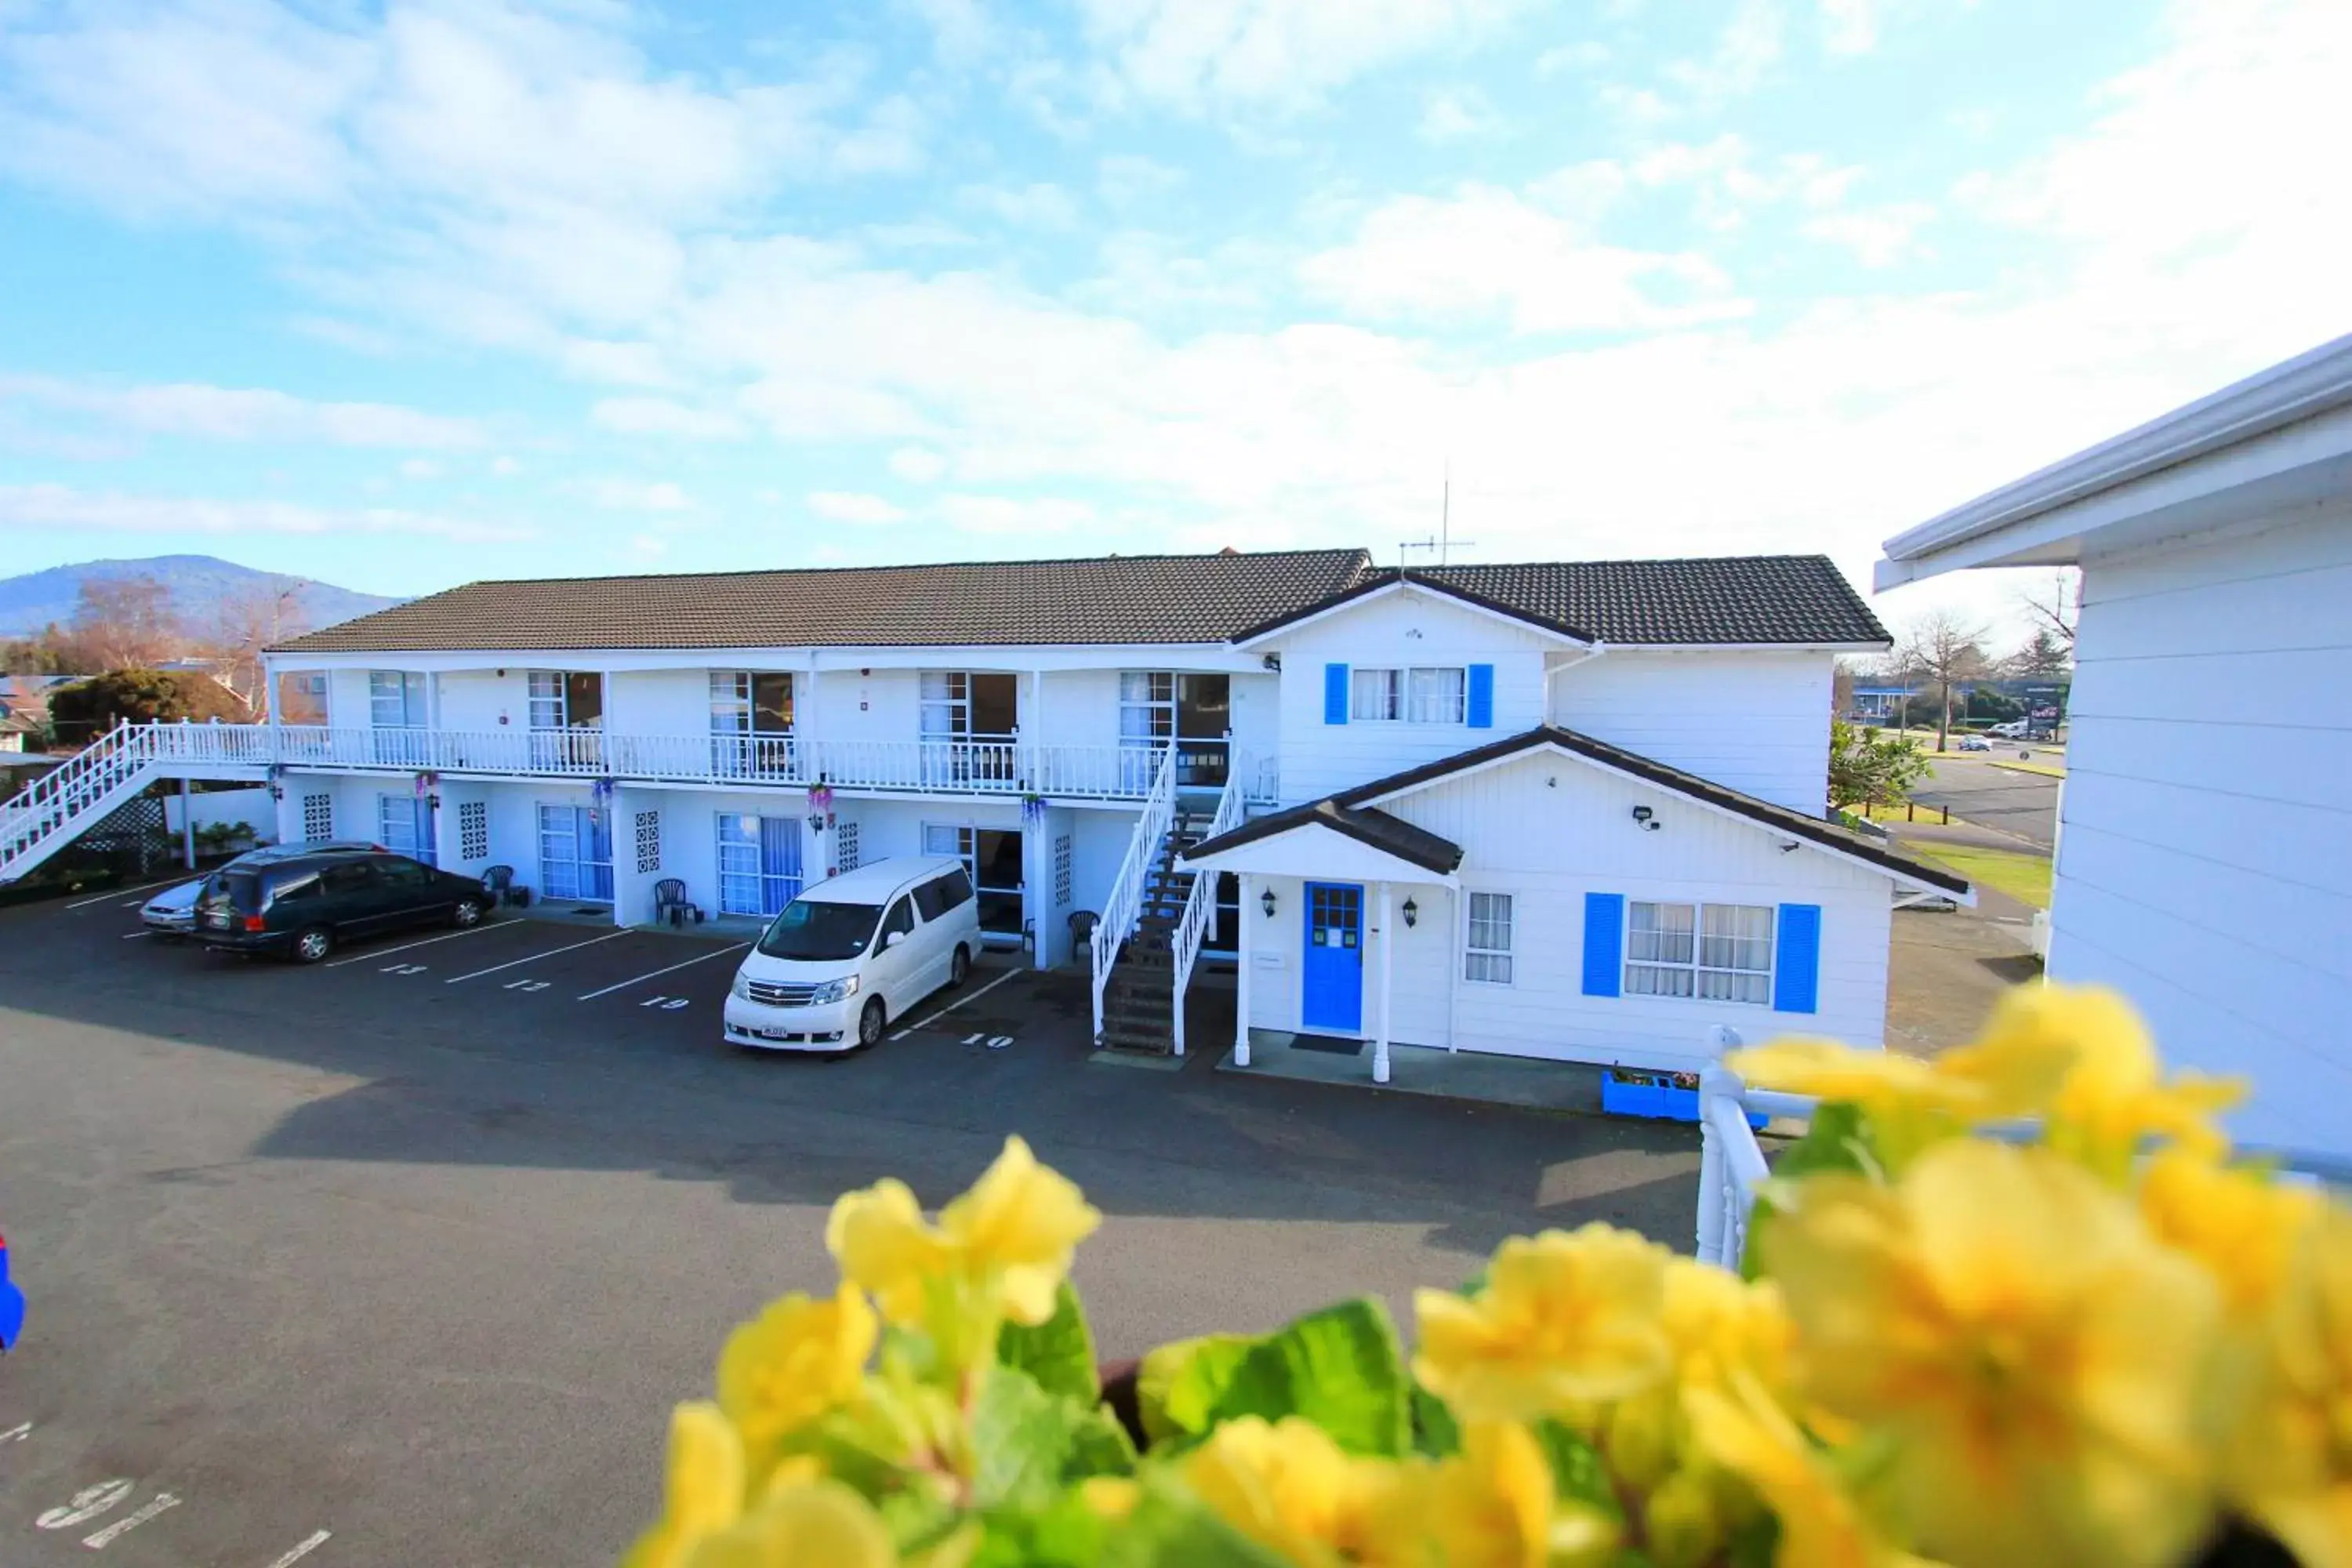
[0,886,1700,1568]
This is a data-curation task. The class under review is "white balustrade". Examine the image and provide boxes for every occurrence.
[1168,771,1246,1056]
[1091,746,1178,1044]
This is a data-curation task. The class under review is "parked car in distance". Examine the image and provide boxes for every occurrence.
[724,856,979,1053]
[1,1225,24,1353]
[140,840,387,939]
[194,850,495,964]
[1957,735,1994,752]
[1987,720,2031,738]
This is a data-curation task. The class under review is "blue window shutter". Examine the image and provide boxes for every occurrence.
[1466,663,1494,728]
[1581,892,1624,997]
[1323,663,1350,724]
[1775,904,1822,1014]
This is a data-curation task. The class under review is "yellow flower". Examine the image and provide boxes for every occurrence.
[624,1403,746,1568]
[1078,1475,1141,1520]
[1184,1415,1385,1566]
[717,1283,878,1454]
[937,1135,1102,1327]
[1724,1039,1987,1167]
[1763,1139,2221,1568]
[1424,1421,1615,1568]
[826,1177,954,1326]
[1684,1373,1928,1568]
[1414,1225,1673,1422]
[681,1478,896,1568]
[2033,989,2242,1181]
[2138,1149,2322,1320]
[1660,1258,1795,1398]
[2216,1204,2352,1568]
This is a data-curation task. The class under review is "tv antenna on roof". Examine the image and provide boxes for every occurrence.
[1399,461,1475,568]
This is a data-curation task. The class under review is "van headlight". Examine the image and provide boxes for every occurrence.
[808,975,860,1005]
[731,972,752,1000]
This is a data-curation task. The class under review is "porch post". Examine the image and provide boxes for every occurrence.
[180,776,196,869]
[1373,880,1392,1085]
[1235,872,1254,1067]
[800,662,819,785]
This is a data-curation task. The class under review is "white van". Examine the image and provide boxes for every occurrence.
[723,856,981,1052]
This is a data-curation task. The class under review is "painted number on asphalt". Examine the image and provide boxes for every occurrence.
[960,1033,1014,1051]
[0,1421,29,1443]
[37,1480,134,1530]
[381,964,428,975]
[83,1493,181,1549]
[640,995,689,1010]
[504,979,551,993]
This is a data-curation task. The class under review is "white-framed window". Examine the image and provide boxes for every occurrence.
[1465,891,1513,984]
[368,670,426,728]
[1625,901,1775,1005]
[1350,666,1466,723]
[527,670,567,731]
[920,671,971,739]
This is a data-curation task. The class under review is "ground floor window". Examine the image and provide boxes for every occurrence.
[377,794,435,866]
[1465,891,1513,983]
[1625,901,1773,1004]
[538,804,614,903]
[923,824,1022,939]
[717,813,802,918]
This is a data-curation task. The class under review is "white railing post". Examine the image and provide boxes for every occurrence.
[1091,744,1176,1045]
[1696,1065,1737,1265]
[1169,771,1245,1058]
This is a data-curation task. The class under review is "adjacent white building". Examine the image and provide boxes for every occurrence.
[1878,333,2352,1156]
[0,546,1969,1079]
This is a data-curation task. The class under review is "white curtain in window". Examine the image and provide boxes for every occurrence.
[1465,891,1513,984]
[1351,668,1400,721]
[1408,667,1466,724]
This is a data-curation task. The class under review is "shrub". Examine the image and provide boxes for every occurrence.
[624,988,2347,1567]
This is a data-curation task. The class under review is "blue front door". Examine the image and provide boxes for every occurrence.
[1300,881,1364,1034]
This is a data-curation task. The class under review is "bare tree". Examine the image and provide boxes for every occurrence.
[2017,569,2079,650]
[1895,608,1991,752]
[68,574,183,669]
[205,582,313,720]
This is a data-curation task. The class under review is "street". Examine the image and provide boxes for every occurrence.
[1909,748,2061,851]
[0,892,1697,1567]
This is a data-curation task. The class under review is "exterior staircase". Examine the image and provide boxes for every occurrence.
[1096,801,1218,1053]
[0,724,166,884]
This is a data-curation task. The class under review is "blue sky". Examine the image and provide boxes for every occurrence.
[1,0,2346,643]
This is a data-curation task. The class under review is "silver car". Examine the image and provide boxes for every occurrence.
[140,840,384,940]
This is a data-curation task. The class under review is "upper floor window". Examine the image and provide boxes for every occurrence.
[528,671,604,730]
[1351,666,1466,724]
[1625,901,1775,1005]
[369,670,426,728]
[710,672,793,735]
[278,671,328,726]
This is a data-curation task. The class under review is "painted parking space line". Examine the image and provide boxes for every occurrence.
[321,921,508,968]
[264,1529,333,1567]
[445,929,631,985]
[67,876,190,910]
[577,942,749,1001]
[121,930,153,940]
[888,967,1025,1040]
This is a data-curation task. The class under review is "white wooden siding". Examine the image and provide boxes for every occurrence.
[1269,588,1553,804]
[608,669,711,738]
[1548,650,1834,813]
[1239,749,1893,1069]
[2053,504,2352,1153]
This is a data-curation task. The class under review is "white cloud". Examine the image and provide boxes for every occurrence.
[807,490,909,525]
[1096,153,1185,208]
[625,532,671,561]
[491,456,523,477]
[0,482,532,542]
[1296,186,1747,333]
[1664,0,1785,103]
[889,446,949,483]
[579,478,695,512]
[935,494,1097,535]
[902,0,993,64]
[589,397,746,439]
[1802,201,1936,266]
[1070,0,1536,113]
[0,372,488,449]
[1417,86,1501,143]
[1817,0,1963,56]
[956,180,1080,230]
[1534,41,1610,74]
[398,457,442,479]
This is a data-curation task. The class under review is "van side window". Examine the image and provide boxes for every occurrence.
[935,869,974,911]
[321,863,377,896]
[880,896,916,942]
[269,873,321,905]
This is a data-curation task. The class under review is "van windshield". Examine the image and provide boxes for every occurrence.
[757,899,883,961]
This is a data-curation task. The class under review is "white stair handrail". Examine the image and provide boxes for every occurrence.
[1090,744,1176,1044]
[0,722,163,880]
[1167,771,1245,1057]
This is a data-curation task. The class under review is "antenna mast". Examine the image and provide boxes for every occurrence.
[1399,460,1475,568]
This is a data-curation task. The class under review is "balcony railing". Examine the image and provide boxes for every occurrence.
[152,722,1276,803]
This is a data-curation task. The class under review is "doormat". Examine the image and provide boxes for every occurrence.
[570,906,608,916]
[1290,1036,1365,1057]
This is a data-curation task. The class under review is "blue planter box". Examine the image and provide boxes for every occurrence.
[1603,1073,1768,1129]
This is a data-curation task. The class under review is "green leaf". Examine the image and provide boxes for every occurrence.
[1410,1382,1461,1458]
[968,1364,1138,1512]
[1203,1298,1410,1457]
[1136,1333,1258,1446]
[967,1493,1119,1568]
[1743,1101,1874,1282]
[998,1279,1101,1403]
[1530,1420,1621,1519]
[1726,1512,1782,1568]
[1098,1476,1294,1568]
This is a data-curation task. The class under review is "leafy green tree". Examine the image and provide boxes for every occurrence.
[46,667,249,746]
[1829,718,1931,811]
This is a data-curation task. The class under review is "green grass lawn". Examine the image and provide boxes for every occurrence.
[1915,842,2053,909]
[1989,757,2067,779]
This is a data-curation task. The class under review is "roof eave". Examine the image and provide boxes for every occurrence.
[1230,573,1598,649]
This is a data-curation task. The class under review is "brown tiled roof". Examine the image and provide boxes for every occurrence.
[1232,557,1889,646]
[1187,724,1970,897]
[270,548,1374,653]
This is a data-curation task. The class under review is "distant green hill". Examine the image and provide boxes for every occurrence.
[0,554,399,638]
